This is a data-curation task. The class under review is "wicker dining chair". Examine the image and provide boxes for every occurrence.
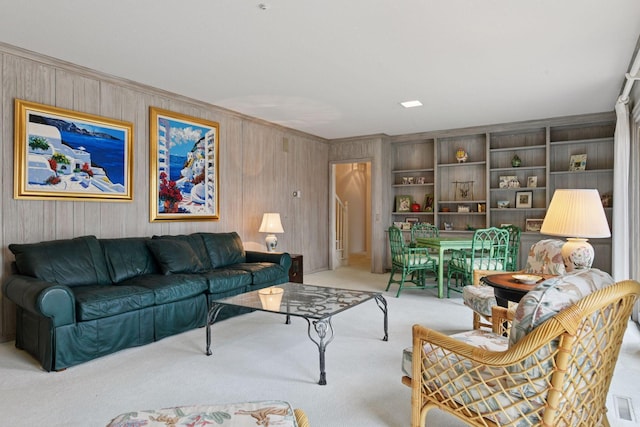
[386,225,437,297]
[402,270,640,427]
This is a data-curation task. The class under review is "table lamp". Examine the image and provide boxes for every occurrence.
[259,213,284,252]
[540,189,611,271]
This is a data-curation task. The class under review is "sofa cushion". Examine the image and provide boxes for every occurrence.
[101,237,159,283]
[509,268,614,347]
[147,239,207,275]
[201,268,253,293]
[119,273,208,305]
[73,285,155,321]
[152,233,213,270]
[9,235,111,287]
[198,232,246,268]
[228,262,287,286]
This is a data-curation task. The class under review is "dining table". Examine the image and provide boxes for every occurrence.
[415,236,474,298]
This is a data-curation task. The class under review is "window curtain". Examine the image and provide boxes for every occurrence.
[631,103,640,322]
[612,101,630,281]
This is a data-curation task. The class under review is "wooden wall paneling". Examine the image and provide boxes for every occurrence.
[219,115,244,236]
[295,135,330,273]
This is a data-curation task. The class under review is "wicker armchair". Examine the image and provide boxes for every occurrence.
[402,272,640,427]
[462,239,566,331]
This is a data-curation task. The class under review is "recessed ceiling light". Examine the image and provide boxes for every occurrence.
[400,100,423,108]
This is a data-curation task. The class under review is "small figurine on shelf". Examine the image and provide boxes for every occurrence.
[511,154,522,167]
[456,148,468,163]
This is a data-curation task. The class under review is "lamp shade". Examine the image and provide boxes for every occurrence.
[540,189,610,238]
[258,213,284,234]
[540,189,610,271]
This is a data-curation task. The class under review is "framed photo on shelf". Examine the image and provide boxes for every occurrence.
[499,175,520,189]
[395,195,412,212]
[516,191,533,208]
[423,193,434,211]
[497,200,510,209]
[527,176,537,188]
[569,154,587,171]
[405,217,419,227]
[525,218,544,232]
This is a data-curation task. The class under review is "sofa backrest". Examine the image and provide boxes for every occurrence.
[148,234,213,275]
[9,235,111,287]
[198,232,246,268]
[100,237,159,283]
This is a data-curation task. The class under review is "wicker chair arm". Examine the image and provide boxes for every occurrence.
[490,305,515,335]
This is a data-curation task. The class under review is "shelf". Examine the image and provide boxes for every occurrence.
[550,169,613,175]
[549,137,613,147]
[439,200,487,204]
[392,211,434,215]
[490,187,546,191]
[438,161,486,168]
[392,168,435,174]
[490,165,545,172]
[490,144,545,153]
[392,183,434,188]
[438,212,486,215]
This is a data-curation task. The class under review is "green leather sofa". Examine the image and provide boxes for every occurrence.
[2,232,291,371]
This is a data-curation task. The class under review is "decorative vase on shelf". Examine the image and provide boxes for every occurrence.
[456,148,468,163]
[511,155,522,167]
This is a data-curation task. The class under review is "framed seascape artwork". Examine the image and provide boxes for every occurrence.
[150,107,219,222]
[13,99,133,201]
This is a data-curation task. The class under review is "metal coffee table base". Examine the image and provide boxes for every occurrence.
[206,294,388,385]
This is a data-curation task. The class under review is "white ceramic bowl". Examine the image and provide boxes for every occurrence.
[512,274,543,285]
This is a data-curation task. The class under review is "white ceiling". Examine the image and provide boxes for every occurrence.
[1,1,639,140]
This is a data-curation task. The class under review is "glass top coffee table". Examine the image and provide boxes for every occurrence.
[205,282,388,385]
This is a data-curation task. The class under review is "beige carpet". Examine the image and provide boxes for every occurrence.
[0,258,638,426]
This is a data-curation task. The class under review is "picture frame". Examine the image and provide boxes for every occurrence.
[516,191,533,208]
[499,175,520,189]
[405,217,419,226]
[497,200,510,209]
[150,107,220,222]
[13,99,133,201]
[395,195,412,212]
[525,218,544,232]
[569,154,587,171]
[527,176,537,188]
[423,193,434,211]
[443,222,454,231]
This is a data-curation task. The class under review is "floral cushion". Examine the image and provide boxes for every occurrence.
[402,330,546,425]
[462,284,497,316]
[509,268,614,347]
[522,239,566,275]
[106,400,300,427]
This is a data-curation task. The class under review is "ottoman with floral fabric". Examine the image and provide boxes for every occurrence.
[106,400,309,427]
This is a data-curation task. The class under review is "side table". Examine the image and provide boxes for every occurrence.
[289,253,303,283]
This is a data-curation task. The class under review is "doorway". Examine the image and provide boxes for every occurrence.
[330,161,372,271]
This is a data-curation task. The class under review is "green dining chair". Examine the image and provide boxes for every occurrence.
[386,226,437,297]
[501,224,521,271]
[446,227,509,297]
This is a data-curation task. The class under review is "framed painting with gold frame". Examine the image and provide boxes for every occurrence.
[14,99,133,201]
[149,107,219,222]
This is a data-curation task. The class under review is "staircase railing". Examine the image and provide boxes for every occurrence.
[335,196,349,264]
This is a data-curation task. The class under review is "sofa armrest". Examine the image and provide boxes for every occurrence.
[2,275,76,327]
[245,251,292,272]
